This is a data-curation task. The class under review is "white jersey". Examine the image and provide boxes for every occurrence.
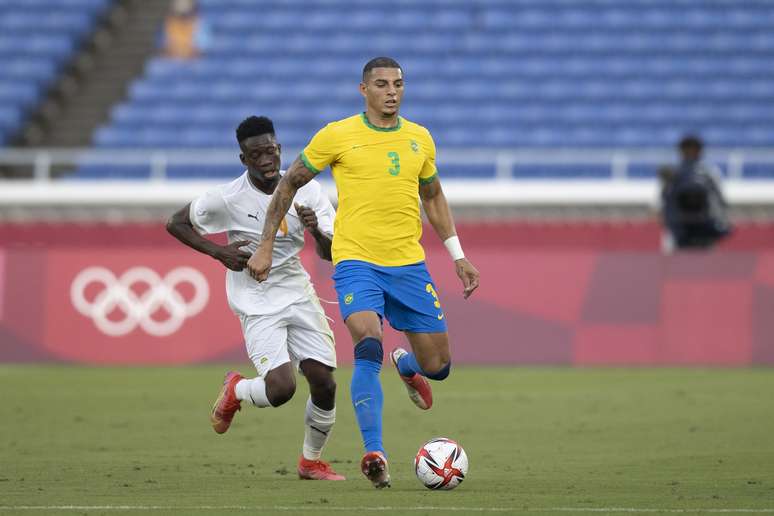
[189,171,335,316]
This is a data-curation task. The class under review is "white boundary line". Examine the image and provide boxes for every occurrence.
[1,507,773,513]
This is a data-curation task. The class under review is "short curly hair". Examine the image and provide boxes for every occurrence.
[236,116,275,144]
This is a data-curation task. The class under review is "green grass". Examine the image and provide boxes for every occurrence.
[1,366,773,515]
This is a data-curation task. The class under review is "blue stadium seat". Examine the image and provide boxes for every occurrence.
[437,164,496,179]
[515,164,612,179]
[0,12,94,34]
[166,164,243,179]
[0,0,109,7]
[0,35,75,58]
[0,106,23,129]
[2,58,58,81]
[742,163,774,179]
[74,164,152,179]
[0,81,42,106]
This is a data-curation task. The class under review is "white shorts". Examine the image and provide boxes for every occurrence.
[239,295,336,378]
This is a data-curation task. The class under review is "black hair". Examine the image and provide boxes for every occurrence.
[362,57,402,81]
[236,116,275,144]
[679,134,703,151]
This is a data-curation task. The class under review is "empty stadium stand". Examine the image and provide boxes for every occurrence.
[0,0,113,146]
[26,0,774,179]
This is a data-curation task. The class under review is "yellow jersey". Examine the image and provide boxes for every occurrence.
[300,112,438,266]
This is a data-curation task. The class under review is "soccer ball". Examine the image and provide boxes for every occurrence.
[414,437,468,490]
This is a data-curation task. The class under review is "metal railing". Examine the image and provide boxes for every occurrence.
[1,147,774,181]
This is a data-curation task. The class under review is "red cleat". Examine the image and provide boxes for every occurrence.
[360,451,390,489]
[390,348,433,410]
[297,457,346,481]
[210,371,243,434]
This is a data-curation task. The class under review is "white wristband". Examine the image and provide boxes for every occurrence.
[443,236,465,261]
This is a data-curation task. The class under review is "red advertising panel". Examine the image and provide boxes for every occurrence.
[42,249,242,364]
[1,221,773,365]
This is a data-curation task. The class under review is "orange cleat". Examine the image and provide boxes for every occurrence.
[297,457,346,481]
[360,451,390,488]
[210,371,243,434]
[390,348,433,410]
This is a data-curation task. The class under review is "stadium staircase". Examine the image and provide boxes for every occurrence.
[0,0,111,148]
[20,0,170,148]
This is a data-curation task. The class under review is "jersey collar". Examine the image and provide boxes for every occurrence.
[360,112,402,132]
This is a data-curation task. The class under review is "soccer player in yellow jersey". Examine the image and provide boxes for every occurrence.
[247,57,480,488]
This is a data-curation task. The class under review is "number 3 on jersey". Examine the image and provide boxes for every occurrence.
[387,151,400,176]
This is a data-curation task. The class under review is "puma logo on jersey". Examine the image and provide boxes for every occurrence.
[248,213,288,236]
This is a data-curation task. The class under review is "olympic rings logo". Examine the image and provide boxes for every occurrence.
[70,266,209,337]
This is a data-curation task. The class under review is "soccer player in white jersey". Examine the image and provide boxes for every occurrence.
[166,116,345,481]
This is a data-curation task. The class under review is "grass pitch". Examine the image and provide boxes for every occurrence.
[1,366,773,515]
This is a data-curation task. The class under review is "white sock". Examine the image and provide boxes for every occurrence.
[302,397,335,461]
[235,378,271,408]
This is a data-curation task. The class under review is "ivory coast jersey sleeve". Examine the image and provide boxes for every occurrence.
[301,113,439,267]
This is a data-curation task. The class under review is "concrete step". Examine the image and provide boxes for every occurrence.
[21,0,171,148]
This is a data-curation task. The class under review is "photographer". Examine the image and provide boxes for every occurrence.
[660,135,731,252]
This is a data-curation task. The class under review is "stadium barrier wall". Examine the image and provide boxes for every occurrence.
[1,221,773,366]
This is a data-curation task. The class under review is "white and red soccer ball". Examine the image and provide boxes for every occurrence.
[414,437,468,490]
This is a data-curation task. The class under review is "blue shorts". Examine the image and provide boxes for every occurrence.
[332,260,448,334]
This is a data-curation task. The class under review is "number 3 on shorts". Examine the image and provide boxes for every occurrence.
[387,151,400,176]
[426,283,441,308]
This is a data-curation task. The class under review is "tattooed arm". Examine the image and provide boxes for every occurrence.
[246,157,317,281]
